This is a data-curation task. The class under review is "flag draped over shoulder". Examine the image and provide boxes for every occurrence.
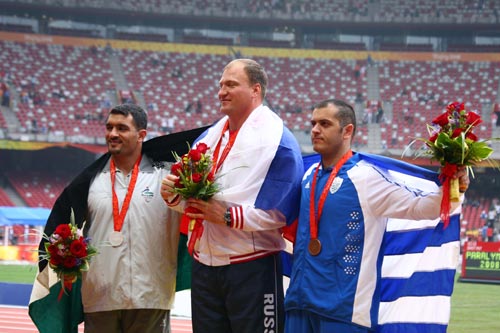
[29,126,209,333]
[297,153,461,333]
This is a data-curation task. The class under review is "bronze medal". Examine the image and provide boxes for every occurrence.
[308,238,321,256]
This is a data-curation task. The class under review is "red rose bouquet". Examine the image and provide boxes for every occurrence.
[170,142,219,200]
[171,142,220,254]
[407,101,497,226]
[41,209,98,299]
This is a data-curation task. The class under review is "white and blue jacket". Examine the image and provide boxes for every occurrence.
[285,152,463,329]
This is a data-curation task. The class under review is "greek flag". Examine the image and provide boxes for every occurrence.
[373,154,460,333]
[377,213,460,333]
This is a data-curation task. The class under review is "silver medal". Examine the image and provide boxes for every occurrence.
[109,231,124,247]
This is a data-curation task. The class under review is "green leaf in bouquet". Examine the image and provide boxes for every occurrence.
[79,261,90,272]
[467,141,493,162]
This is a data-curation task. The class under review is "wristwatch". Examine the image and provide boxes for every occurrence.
[224,208,232,227]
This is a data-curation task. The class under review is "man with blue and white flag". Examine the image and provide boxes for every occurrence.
[283,99,469,333]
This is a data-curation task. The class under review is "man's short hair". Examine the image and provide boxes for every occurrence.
[313,98,356,138]
[109,104,148,130]
[227,59,268,99]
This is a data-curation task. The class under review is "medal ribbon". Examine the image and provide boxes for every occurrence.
[211,119,240,174]
[187,120,239,255]
[309,150,352,240]
[110,155,142,232]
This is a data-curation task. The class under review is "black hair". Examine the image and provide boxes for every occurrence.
[109,103,148,130]
[313,98,356,138]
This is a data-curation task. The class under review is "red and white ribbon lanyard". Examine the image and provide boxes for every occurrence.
[308,150,352,255]
[109,155,141,245]
[211,119,240,174]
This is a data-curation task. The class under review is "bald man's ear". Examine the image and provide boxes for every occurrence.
[253,83,261,98]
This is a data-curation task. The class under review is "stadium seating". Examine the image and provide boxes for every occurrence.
[10,0,500,24]
[1,40,113,137]
[5,171,71,208]
[117,48,229,132]
[116,48,367,132]
[0,187,15,206]
[378,59,497,149]
[461,196,492,231]
[3,36,497,141]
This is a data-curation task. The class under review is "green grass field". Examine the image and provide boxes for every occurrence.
[448,279,500,333]
[0,263,38,284]
[1,264,499,331]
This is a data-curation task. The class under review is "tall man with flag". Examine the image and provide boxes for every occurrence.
[161,58,303,333]
[283,99,470,333]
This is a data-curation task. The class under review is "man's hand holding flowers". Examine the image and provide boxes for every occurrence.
[453,165,470,193]
[161,142,222,254]
[40,209,98,300]
[160,176,227,226]
[407,101,496,227]
[184,197,229,227]
[160,174,182,205]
